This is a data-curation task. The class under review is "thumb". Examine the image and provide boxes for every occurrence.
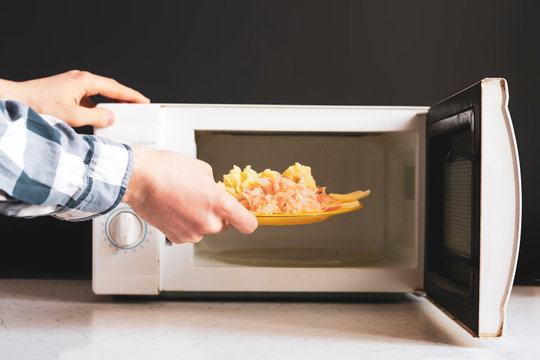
[65,106,115,128]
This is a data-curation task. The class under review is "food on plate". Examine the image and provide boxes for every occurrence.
[217,162,370,215]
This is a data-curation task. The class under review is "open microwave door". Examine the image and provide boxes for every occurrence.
[424,78,521,338]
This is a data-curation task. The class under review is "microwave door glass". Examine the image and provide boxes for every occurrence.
[425,79,521,338]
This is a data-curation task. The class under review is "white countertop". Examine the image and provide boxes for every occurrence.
[0,280,538,360]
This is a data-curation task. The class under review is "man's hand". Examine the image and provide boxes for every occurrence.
[123,147,258,244]
[0,70,149,128]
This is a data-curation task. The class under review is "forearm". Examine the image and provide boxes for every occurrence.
[0,99,133,220]
[0,78,23,101]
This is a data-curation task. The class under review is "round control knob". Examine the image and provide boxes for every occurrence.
[107,211,144,248]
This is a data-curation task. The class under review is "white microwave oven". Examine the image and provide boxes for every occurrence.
[92,78,521,338]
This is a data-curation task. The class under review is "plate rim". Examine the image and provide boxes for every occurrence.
[254,203,363,218]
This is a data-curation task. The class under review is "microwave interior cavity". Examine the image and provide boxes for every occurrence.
[191,130,419,269]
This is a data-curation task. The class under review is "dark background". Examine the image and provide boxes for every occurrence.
[0,0,538,284]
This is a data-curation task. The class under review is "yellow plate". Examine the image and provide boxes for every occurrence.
[255,203,363,226]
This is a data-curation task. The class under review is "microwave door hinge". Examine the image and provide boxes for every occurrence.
[415,289,479,337]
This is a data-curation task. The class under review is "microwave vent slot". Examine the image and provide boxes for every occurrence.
[442,157,472,259]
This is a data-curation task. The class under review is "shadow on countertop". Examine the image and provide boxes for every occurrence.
[0,279,489,348]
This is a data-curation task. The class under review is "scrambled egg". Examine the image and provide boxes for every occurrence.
[218,162,317,197]
[282,162,317,190]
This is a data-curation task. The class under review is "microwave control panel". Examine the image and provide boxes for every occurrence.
[93,204,162,295]
[104,206,148,250]
[93,104,164,295]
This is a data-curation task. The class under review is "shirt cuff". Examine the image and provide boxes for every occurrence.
[53,137,134,221]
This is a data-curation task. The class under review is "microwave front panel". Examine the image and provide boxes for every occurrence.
[93,105,427,295]
[158,106,427,293]
[158,105,428,156]
[425,78,521,338]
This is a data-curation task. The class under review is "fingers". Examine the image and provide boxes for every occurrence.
[73,71,150,104]
[169,232,202,244]
[160,223,200,245]
[167,210,230,244]
[218,192,258,234]
[66,106,114,128]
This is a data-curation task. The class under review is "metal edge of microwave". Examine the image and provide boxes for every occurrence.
[92,78,521,338]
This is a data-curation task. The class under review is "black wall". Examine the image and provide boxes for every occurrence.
[0,0,538,283]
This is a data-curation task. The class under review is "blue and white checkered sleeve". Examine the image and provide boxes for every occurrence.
[0,99,133,221]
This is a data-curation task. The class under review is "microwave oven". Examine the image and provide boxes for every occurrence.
[92,78,521,338]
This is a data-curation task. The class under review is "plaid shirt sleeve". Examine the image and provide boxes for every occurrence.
[0,99,133,221]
